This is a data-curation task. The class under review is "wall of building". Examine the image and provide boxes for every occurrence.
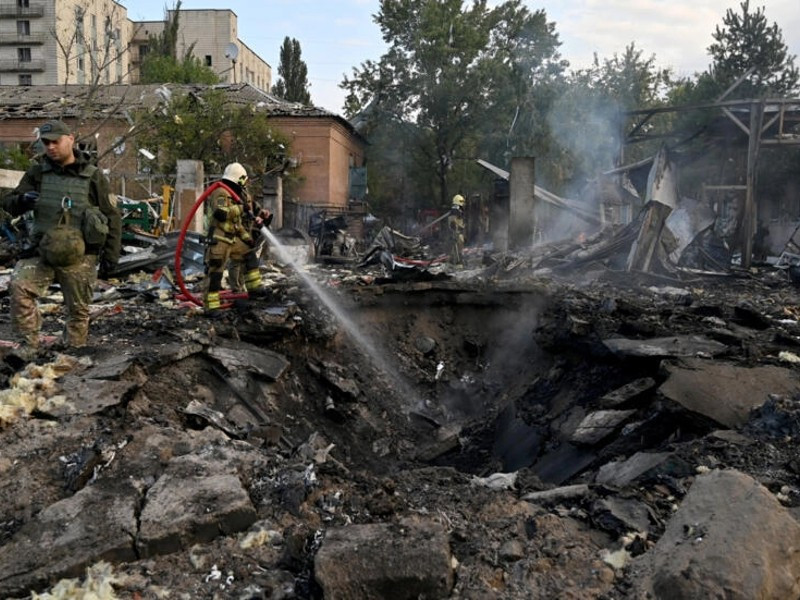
[270,117,365,208]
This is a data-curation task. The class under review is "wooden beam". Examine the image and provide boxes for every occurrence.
[722,107,750,136]
[741,101,764,269]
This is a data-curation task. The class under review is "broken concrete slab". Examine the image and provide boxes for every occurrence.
[570,410,636,445]
[137,454,257,557]
[603,335,728,358]
[659,358,800,428]
[599,377,657,408]
[533,443,596,485]
[207,338,289,381]
[79,353,140,380]
[637,469,800,600]
[314,518,454,600]
[596,452,688,487]
[0,481,138,597]
[591,497,651,534]
[38,376,138,417]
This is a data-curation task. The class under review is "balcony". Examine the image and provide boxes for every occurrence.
[0,3,44,18]
[0,33,45,45]
[0,58,45,72]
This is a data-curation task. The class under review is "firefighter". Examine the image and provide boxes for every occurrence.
[203,162,268,312]
[1,119,121,355]
[447,194,466,265]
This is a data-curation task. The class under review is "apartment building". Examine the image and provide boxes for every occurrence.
[129,9,270,90]
[0,1,270,91]
[0,0,130,86]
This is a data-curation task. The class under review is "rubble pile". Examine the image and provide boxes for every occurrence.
[0,255,799,599]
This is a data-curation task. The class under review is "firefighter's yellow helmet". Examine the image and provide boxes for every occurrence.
[452,194,465,208]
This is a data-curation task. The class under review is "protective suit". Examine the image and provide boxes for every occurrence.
[447,194,466,265]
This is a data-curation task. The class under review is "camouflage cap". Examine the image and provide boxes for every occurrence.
[39,120,71,141]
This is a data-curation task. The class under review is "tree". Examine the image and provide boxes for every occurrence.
[271,37,312,105]
[707,0,798,98]
[341,0,564,211]
[139,1,219,85]
[136,88,290,176]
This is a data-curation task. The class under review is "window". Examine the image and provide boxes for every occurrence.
[17,21,30,36]
[139,44,149,60]
[205,55,212,67]
[17,47,31,62]
[17,0,30,8]
[19,74,32,86]
[78,57,84,71]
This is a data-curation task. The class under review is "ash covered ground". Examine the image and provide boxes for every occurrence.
[0,258,799,599]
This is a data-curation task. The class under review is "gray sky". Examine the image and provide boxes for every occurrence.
[125,1,800,113]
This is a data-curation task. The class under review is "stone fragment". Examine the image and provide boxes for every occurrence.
[659,359,799,427]
[39,376,137,417]
[314,519,453,599]
[522,484,590,504]
[0,482,138,598]
[638,469,800,600]
[602,335,727,358]
[533,443,596,485]
[138,454,257,557]
[570,410,636,445]
[596,452,679,487]
[599,378,656,408]
[499,540,526,562]
[591,497,650,534]
[207,338,289,381]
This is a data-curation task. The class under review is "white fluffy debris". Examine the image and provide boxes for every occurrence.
[31,561,121,599]
[601,548,631,570]
[0,354,80,426]
[470,472,517,490]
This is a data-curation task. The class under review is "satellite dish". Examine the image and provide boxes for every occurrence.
[224,43,239,61]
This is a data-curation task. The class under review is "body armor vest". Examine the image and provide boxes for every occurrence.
[32,164,97,243]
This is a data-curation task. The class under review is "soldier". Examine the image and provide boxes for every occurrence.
[1,119,121,355]
[203,162,269,312]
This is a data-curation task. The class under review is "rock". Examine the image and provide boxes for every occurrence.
[499,540,526,562]
[39,376,138,417]
[596,452,691,487]
[570,410,636,445]
[138,454,257,557]
[522,484,590,504]
[599,378,657,408]
[602,335,727,358]
[414,336,437,354]
[314,519,454,599]
[0,481,138,597]
[207,339,289,381]
[591,497,651,535]
[638,469,800,599]
[659,359,800,428]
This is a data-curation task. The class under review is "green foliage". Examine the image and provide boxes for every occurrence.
[138,1,220,85]
[140,54,220,85]
[342,0,565,212]
[0,145,32,171]
[271,37,312,105]
[136,89,290,176]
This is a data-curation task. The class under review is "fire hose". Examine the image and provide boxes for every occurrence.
[173,180,246,308]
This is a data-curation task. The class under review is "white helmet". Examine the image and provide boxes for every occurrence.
[222,162,248,185]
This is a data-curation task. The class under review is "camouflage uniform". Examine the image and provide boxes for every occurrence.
[203,184,263,310]
[2,151,121,348]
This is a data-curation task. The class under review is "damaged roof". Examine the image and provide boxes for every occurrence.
[0,82,361,137]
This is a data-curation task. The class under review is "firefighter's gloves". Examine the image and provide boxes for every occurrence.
[255,210,273,229]
[18,191,39,213]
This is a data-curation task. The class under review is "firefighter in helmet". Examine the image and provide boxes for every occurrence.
[447,194,466,265]
[203,162,268,312]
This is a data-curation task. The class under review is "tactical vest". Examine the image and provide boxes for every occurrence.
[32,164,97,243]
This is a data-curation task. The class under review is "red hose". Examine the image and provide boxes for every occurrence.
[174,180,241,307]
